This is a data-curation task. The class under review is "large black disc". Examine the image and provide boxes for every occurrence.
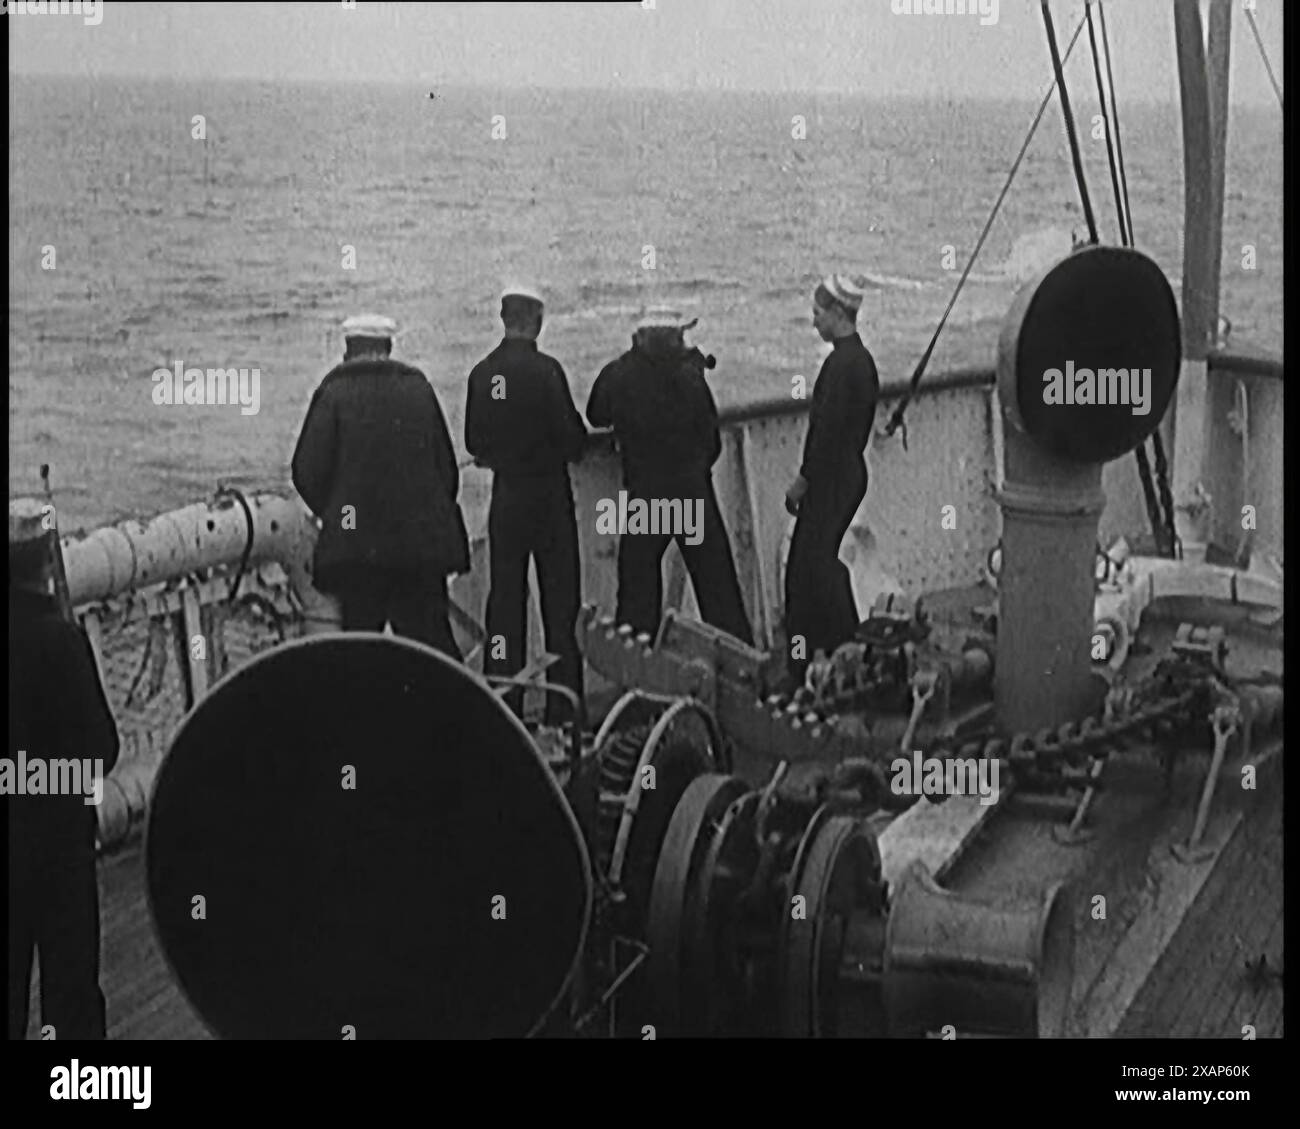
[998,245,1180,464]
[146,633,592,1039]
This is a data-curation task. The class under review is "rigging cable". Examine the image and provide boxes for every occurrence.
[1096,3,1134,245]
[882,11,1089,447]
[1244,5,1283,108]
[1041,0,1099,245]
[1085,2,1128,245]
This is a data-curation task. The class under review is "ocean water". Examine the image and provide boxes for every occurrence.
[8,75,1283,532]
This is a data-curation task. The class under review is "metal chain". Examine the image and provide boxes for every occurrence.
[921,684,1202,783]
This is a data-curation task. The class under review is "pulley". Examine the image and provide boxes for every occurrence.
[589,693,725,937]
[644,773,749,1035]
[646,769,887,1038]
[778,812,885,1037]
[686,788,769,1035]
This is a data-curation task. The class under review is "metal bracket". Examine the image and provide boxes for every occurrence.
[1171,704,1239,863]
[1051,756,1106,845]
[1170,622,1228,677]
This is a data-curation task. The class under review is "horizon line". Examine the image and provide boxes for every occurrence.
[7,68,1280,109]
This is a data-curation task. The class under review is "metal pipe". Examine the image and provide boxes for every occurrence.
[63,492,308,603]
[994,410,1107,734]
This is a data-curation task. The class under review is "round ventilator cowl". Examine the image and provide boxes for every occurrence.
[146,634,592,1039]
[998,245,1181,464]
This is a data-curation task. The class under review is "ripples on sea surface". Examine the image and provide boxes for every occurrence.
[8,76,1282,531]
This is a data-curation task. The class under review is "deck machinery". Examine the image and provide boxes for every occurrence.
[143,246,1282,1039]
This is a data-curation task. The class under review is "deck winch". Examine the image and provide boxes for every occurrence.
[146,630,1076,1039]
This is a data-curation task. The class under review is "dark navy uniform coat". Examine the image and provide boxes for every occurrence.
[292,358,470,592]
[8,590,120,866]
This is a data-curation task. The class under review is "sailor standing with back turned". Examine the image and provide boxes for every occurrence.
[292,314,469,657]
[588,307,753,645]
[783,275,880,686]
[465,286,587,721]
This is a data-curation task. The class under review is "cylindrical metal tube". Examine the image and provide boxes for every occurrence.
[995,430,1106,733]
[62,492,320,606]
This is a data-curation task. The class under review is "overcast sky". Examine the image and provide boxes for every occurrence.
[7,0,1285,105]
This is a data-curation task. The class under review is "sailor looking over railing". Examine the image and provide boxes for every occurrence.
[465,286,587,723]
[290,314,469,658]
[587,305,753,649]
[783,275,882,690]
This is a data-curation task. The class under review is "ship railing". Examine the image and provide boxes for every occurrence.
[61,347,1280,851]
[1198,348,1284,571]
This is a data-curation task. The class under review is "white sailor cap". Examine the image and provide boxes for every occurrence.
[636,306,699,331]
[816,274,868,312]
[341,313,398,339]
[500,284,544,306]
[9,497,51,546]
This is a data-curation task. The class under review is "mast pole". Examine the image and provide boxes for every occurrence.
[1205,0,1232,338]
[1170,0,1231,562]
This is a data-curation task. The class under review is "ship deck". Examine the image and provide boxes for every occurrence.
[883,591,1284,1038]
[23,593,1284,1040]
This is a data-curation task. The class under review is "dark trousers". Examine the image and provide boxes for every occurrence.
[485,474,583,724]
[616,478,753,646]
[785,462,867,682]
[8,849,106,1040]
[338,571,461,660]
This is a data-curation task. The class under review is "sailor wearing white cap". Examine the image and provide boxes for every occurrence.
[340,314,399,363]
[9,497,56,608]
[466,283,587,720]
[341,313,398,339]
[814,274,869,317]
[500,284,545,306]
[634,306,700,332]
[585,309,753,645]
[9,496,49,548]
[292,314,470,656]
[9,498,121,1040]
[783,272,882,687]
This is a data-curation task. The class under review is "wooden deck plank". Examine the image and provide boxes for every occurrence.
[1057,766,1201,1030]
[1217,907,1284,1038]
[1080,802,1242,1037]
[1123,793,1269,1032]
[1157,832,1271,1034]
[1189,803,1281,1035]
[1205,801,1283,1038]
[1247,911,1286,1037]
[1114,779,1282,1037]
